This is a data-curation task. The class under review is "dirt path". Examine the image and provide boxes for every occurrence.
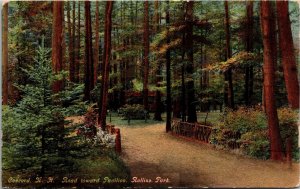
[120,123,299,188]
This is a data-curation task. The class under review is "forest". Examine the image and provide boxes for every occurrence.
[2,1,300,188]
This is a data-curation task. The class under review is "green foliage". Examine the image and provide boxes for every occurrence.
[205,51,260,72]
[131,79,159,93]
[2,44,89,177]
[211,107,299,160]
[131,79,143,92]
[221,107,267,133]
[211,107,269,159]
[278,107,299,160]
[59,83,88,116]
[239,131,270,159]
[118,104,149,120]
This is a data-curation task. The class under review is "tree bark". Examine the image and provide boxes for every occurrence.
[72,2,76,81]
[186,1,197,123]
[94,1,100,86]
[224,0,234,109]
[84,1,94,101]
[153,0,162,121]
[99,1,114,130]
[2,3,8,105]
[154,0,159,32]
[67,2,75,82]
[260,1,284,161]
[75,1,81,83]
[166,0,172,132]
[181,62,186,122]
[143,1,150,111]
[52,1,64,93]
[276,1,299,109]
[244,1,254,106]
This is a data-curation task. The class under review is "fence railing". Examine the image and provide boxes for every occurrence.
[171,119,241,149]
[106,124,122,153]
[171,119,212,143]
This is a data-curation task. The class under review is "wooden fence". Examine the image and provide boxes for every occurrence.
[171,119,241,149]
[171,119,212,143]
[106,124,122,153]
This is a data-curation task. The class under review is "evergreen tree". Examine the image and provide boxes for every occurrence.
[2,42,89,177]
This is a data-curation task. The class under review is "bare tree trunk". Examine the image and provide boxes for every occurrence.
[153,0,162,121]
[166,0,172,132]
[2,3,8,104]
[84,1,94,101]
[244,1,254,106]
[52,1,64,93]
[276,1,299,109]
[260,1,284,161]
[75,1,81,83]
[99,1,114,130]
[224,0,234,109]
[154,0,159,32]
[67,2,75,82]
[94,1,100,86]
[181,50,186,121]
[143,1,150,111]
[71,2,76,81]
[186,1,197,123]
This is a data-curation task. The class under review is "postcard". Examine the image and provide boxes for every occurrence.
[2,1,299,188]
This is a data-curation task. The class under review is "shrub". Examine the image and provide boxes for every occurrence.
[210,106,269,159]
[278,107,299,160]
[211,106,299,160]
[221,106,267,133]
[77,105,98,139]
[118,104,149,120]
[239,131,270,159]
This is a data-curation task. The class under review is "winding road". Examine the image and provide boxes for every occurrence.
[120,123,299,188]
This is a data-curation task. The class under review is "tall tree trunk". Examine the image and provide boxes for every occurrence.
[75,1,81,83]
[99,1,114,130]
[181,60,186,122]
[166,0,172,132]
[2,3,8,105]
[186,1,197,123]
[143,1,150,111]
[84,1,94,101]
[67,2,75,82]
[154,0,159,32]
[276,1,299,109]
[153,0,162,121]
[52,1,64,93]
[72,2,76,82]
[94,1,100,86]
[260,1,284,161]
[244,1,254,106]
[224,1,234,109]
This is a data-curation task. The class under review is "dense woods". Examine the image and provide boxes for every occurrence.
[2,1,300,187]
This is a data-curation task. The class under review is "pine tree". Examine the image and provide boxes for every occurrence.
[2,42,89,177]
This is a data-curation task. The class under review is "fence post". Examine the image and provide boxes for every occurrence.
[115,128,121,154]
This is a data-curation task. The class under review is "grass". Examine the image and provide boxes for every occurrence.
[196,111,221,125]
[106,111,222,127]
[106,112,165,127]
[2,147,131,188]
